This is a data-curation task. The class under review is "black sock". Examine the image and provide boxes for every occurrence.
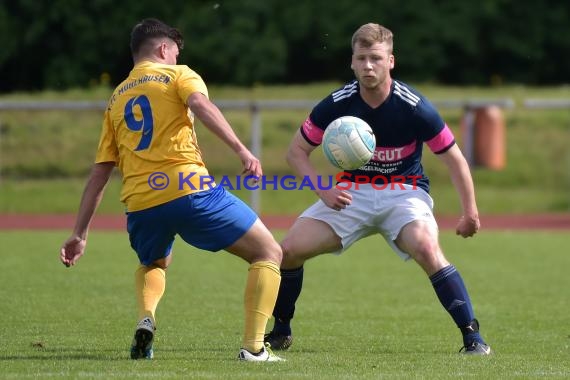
[272,266,304,335]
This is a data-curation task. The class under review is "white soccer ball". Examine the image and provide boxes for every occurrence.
[322,116,376,170]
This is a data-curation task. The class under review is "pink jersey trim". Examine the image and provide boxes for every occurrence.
[426,124,455,153]
[302,117,324,144]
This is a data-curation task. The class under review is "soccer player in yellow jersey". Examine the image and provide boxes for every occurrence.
[60,18,283,362]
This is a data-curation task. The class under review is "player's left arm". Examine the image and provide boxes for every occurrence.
[187,92,261,178]
[436,144,480,238]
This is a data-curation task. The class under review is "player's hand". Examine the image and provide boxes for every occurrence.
[456,214,480,238]
[60,235,87,267]
[237,149,262,179]
[318,187,352,211]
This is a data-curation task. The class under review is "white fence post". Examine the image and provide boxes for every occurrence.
[250,102,261,213]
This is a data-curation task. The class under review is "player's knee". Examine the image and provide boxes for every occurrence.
[408,238,437,260]
[411,240,448,273]
[280,238,305,268]
[264,239,283,265]
[418,238,439,255]
[152,258,171,269]
[249,229,282,265]
[281,236,292,256]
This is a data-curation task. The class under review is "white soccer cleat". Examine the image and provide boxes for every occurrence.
[238,342,286,362]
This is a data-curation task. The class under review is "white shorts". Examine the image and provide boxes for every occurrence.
[299,183,438,260]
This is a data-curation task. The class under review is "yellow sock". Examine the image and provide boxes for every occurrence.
[242,261,281,353]
[135,265,166,325]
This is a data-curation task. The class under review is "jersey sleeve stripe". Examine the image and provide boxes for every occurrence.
[426,124,456,153]
[394,81,420,102]
[300,117,324,146]
[393,82,420,106]
[332,81,358,102]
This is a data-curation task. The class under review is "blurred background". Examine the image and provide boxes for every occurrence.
[0,0,569,215]
[2,0,570,89]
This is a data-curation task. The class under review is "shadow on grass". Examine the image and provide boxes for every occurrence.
[0,347,124,361]
[0,345,234,362]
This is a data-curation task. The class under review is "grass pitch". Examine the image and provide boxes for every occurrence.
[0,230,569,379]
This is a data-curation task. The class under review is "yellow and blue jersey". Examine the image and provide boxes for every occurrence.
[96,61,211,212]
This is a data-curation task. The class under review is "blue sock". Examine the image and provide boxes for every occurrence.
[430,265,484,346]
[272,266,304,336]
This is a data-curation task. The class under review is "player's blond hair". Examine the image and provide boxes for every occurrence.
[351,23,393,53]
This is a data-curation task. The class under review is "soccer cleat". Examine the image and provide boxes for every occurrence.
[459,341,492,355]
[458,319,491,355]
[264,330,293,351]
[238,342,285,362]
[130,317,155,360]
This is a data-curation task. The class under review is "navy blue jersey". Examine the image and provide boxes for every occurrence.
[300,79,455,193]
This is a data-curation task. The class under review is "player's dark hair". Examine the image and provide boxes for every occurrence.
[130,18,184,56]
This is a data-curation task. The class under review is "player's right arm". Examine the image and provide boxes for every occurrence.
[60,162,114,267]
[287,129,352,211]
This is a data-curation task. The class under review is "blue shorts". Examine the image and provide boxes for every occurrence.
[126,185,257,265]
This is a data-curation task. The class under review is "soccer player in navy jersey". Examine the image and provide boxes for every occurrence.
[60,18,283,362]
[265,23,491,355]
